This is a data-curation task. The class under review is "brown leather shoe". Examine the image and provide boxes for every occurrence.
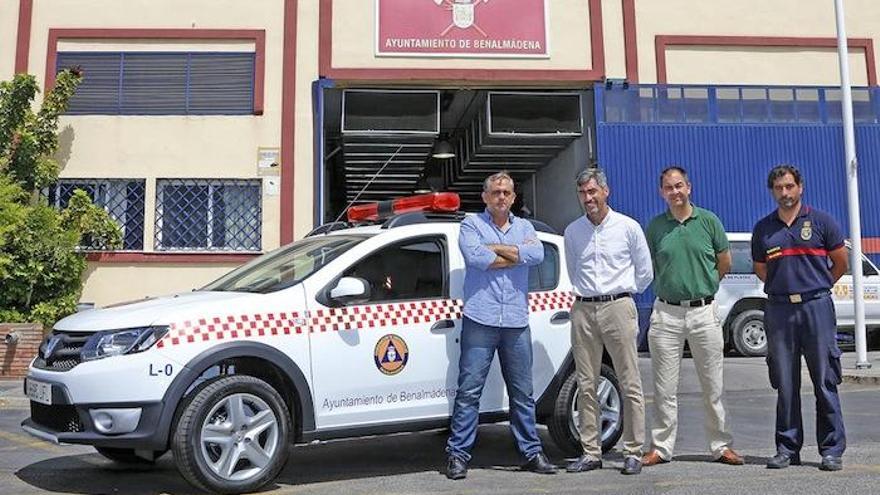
[641,450,669,467]
[716,447,744,465]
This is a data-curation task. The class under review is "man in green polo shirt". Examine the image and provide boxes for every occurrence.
[641,166,744,467]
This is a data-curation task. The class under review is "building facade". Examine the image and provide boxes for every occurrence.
[4,0,880,307]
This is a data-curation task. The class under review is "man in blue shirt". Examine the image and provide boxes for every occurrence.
[752,164,848,472]
[445,171,554,479]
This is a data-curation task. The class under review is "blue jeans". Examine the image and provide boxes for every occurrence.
[446,316,543,462]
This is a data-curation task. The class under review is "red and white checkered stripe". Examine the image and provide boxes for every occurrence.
[309,299,462,333]
[528,291,575,312]
[156,292,572,348]
[157,312,304,348]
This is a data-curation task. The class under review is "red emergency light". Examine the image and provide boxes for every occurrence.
[347,192,461,223]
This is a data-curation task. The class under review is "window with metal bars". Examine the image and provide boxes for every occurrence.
[44,179,146,250]
[56,52,255,115]
[155,179,261,251]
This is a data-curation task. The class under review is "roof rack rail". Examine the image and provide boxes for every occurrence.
[381,211,467,229]
[305,221,352,237]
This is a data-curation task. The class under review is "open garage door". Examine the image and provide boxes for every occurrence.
[315,85,597,232]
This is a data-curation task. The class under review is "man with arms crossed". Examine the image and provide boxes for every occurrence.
[563,167,652,475]
[752,164,847,471]
[642,166,743,467]
[445,172,555,479]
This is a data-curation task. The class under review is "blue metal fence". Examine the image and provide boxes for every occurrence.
[595,83,880,347]
[595,83,880,252]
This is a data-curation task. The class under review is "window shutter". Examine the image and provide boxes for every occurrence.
[57,53,122,115]
[189,53,255,115]
[58,51,255,115]
[121,53,188,115]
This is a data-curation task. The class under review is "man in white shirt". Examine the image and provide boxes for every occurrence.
[563,167,653,475]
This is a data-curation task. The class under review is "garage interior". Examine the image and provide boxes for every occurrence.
[319,88,596,232]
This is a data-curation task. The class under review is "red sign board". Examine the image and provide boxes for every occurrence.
[376,0,549,58]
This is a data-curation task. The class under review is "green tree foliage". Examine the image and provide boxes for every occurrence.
[0,70,121,328]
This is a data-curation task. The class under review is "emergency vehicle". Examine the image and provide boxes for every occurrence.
[22,192,622,494]
[718,233,880,356]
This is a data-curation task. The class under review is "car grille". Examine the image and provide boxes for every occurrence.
[32,331,91,371]
[30,402,84,433]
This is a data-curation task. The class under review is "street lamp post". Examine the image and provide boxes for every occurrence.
[833,0,871,368]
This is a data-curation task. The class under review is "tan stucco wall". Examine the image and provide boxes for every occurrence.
[293,0,319,240]
[81,263,242,306]
[600,0,626,80]
[13,0,880,306]
[21,0,296,306]
[330,0,592,70]
[665,47,869,86]
[633,0,880,85]
[0,0,20,80]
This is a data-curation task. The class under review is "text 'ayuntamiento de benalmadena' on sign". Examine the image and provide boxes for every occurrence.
[383,38,543,51]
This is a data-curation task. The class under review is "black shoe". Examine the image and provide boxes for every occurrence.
[446,456,467,480]
[621,456,642,475]
[521,452,557,474]
[766,452,801,469]
[819,455,843,471]
[566,454,603,473]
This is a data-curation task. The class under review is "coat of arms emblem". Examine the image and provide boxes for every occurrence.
[434,0,490,37]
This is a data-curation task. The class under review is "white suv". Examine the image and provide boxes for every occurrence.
[22,194,622,494]
[718,233,880,356]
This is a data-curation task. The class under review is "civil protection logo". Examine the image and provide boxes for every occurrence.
[374,334,409,375]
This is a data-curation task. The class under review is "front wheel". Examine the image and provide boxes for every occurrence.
[547,364,623,457]
[730,309,767,357]
[172,375,291,494]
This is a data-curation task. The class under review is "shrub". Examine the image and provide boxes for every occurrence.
[0,70,121,328]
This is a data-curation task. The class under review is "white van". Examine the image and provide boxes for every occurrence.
[717,233,880,356]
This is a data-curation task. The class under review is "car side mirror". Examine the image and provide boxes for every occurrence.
[329,276,370,303]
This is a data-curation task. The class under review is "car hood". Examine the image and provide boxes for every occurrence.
[53,291,259,332]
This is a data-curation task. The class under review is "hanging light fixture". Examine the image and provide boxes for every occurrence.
[431,138,456,159]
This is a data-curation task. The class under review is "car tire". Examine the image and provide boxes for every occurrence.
[731,309,768,357]
[94,447,166,465]
[172,375,291,494]
[547,363,623,457]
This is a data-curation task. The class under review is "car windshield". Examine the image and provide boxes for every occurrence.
[201,234,369,293]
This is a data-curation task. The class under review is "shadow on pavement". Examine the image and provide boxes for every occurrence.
[15,424,566,493]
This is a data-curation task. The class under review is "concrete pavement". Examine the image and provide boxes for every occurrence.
[2,353,880,495]
[840,350,880,385]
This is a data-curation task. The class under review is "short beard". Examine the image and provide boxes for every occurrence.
[777,198,797,209]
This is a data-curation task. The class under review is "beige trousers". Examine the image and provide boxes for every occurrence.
[647,299,733,460]
[570,297,645,458]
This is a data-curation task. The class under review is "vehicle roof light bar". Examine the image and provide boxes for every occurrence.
[347,192,461,223]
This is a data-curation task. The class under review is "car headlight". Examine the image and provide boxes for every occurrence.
[81,326,169,362]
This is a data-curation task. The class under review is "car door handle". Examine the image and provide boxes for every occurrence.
[550,311,570,324]
[431,319,455,332]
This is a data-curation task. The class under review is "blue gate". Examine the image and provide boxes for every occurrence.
[595,83,880,245]
[594,83,880,347]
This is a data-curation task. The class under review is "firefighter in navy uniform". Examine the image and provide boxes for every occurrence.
[751,164,848,471]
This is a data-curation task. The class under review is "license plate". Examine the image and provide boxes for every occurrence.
[26,379,52,405]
